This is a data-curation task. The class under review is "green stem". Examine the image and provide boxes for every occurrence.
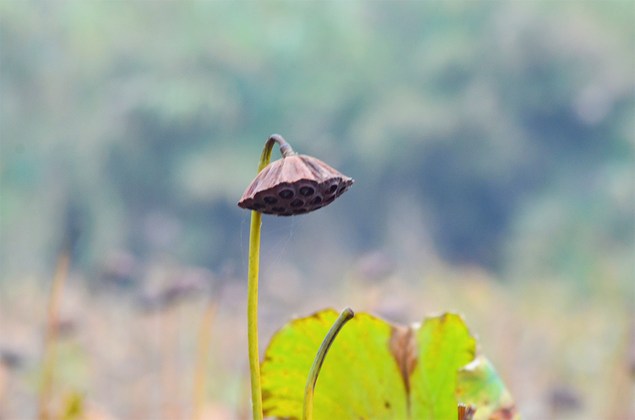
[303,307,355,420]
[247,134,292,420]
[247,210,263,420]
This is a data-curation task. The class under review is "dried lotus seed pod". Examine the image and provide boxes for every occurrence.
[238,135,353,216]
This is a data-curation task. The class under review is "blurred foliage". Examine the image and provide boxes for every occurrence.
[1,0,632,279]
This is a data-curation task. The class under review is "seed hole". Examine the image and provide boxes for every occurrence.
[311,196,323,205]
[328,184,337,194]
[299,186,315,196]
[295,208,307,214]
[279,189,294,199]
[272,206,285,213]
[290,199,304,208]
[338,186,346,194]
[252,203,264,210]
[263,196,278,204]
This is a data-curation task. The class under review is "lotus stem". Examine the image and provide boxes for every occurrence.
[247,210,263,420]
[267,133,295,158]
[303,307,355,420]
[247,135,290,419]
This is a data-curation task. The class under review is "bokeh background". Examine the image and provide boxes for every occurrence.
[1,1,634,419]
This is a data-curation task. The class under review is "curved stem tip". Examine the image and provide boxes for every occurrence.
[266,134,295,159]
[303,307,355,420]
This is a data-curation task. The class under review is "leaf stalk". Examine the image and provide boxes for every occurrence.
[303,307,355,420]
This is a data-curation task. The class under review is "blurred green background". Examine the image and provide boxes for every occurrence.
[1,1,633,419]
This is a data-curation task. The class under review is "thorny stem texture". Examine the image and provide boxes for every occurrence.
[247,134,291,419]
[303,307,355,420]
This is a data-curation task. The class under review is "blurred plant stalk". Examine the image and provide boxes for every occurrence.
[37,250,70,420]
[192,293,221,420]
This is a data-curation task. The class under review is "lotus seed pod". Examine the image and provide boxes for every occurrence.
[238,141,353,216]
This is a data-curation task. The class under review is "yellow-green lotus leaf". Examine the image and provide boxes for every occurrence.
[456,355,518,419]
[261,309,408,419]
[410,313,477,419]
[262,310,513,420]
